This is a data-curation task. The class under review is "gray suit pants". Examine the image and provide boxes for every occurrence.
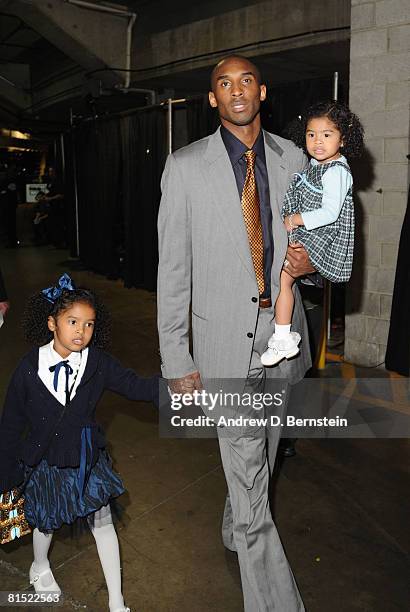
[218,308,305,612]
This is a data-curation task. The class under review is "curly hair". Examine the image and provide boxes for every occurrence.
[285,100,364,158]
[22,287,111,349]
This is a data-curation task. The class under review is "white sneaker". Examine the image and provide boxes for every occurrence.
[261,332,301,366]
[111,607,130,612]
[29,562,61,594]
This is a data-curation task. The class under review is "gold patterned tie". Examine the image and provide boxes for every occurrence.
[241,150,265,295]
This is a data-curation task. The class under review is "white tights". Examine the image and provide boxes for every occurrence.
[32,505,124,611]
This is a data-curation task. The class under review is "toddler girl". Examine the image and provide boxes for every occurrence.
[0,273,158,611]
[261,100,364,366]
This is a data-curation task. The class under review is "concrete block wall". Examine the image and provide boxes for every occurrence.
[133,0,350,79]
[346,0,410,366]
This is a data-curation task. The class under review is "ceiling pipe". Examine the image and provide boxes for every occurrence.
[65,0,135,18]
[125,12,136,89]
[0,74,17,88]
[115,86,156,105]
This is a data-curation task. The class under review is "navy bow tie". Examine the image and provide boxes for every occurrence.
[49,360,73,404]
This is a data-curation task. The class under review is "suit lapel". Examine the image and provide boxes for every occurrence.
[263,131,288,217]
[203,128,256,282]
[202,129,292,288]
[263,131,290,283]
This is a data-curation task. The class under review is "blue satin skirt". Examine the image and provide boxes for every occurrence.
[24,451,125,531]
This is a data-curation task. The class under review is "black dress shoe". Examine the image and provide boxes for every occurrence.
[278,438,297,458]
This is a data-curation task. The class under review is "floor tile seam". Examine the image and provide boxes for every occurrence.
[114,534,159,565]
[297,445,409,557]
[0,557,26,579]
[129,463,223,523]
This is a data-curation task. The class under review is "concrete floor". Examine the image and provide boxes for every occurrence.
[0,247,408,612]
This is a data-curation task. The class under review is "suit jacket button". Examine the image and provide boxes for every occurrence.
[247,332,253,338]
[251,297,257,303]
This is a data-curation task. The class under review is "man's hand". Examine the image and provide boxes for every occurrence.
[0,301,10,317]
[168,371,203,395]
[284,243,315,278]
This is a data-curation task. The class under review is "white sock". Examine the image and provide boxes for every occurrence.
[90,520,124,611]
[274,323,291,339]
[32,528,54,586]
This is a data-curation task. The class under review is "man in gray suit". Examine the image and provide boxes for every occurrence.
[158,56,315,611]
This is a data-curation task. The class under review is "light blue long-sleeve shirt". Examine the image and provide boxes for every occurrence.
[300,155,352,230]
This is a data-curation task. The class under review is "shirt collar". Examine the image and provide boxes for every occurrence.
[47,339,82,367]
[310,154,347,167]
[221,125,266,165]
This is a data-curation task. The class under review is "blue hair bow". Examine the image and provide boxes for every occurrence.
[42,273,76,303]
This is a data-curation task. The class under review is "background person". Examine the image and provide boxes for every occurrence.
[41,167,66,248]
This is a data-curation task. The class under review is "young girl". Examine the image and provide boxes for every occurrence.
[261,100,364,366]
[0,273,158,612]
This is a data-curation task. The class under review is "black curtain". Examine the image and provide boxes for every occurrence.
[121,107,167,291]
[386,188,410,376]
[68,75,346,291]
[75,118,123,277]
[262,77,346,136]
[186,97,220,143]
[185,76,346,144]
[62,133,77,258]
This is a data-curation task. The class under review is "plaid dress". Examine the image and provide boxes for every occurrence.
[282,159,354,283]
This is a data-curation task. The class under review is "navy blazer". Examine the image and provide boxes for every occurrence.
[0,346,158,492]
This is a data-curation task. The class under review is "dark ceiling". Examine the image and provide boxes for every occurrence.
[0,1,350,137]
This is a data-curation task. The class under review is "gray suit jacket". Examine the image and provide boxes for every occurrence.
[157,127,311,384]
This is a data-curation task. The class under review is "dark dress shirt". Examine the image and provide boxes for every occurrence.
[220,126,273,299]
